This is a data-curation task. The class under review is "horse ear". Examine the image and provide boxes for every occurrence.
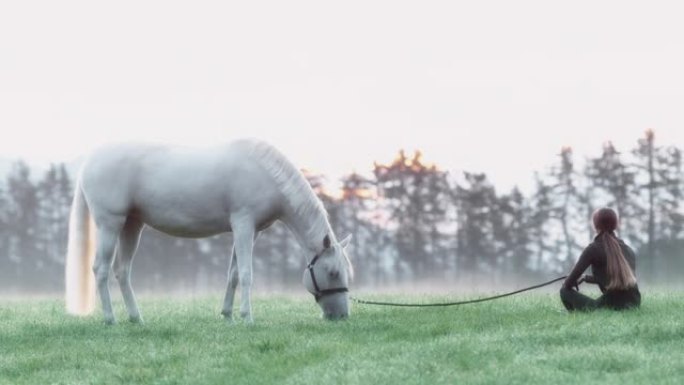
[339,234,352,249]
[323,235,331,249]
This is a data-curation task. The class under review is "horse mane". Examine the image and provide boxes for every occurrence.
[243,139,332,250]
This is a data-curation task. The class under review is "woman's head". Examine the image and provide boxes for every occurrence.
[593,207,619,233]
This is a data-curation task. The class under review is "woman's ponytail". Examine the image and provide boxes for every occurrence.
[602,232,637,290]
[593,207,637,290]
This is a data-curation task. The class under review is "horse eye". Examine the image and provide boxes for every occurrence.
[329,270,339,279]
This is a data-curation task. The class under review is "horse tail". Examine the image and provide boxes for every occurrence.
[65,176,96,315]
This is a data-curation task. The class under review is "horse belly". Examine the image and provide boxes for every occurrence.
[132,181,280,238]
[138,208,231,238]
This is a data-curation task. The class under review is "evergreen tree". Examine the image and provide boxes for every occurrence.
[529,174,555,273]
[632,129,658,275]
[630,129,683,280]
[0,181,10,284]
[585,142,640,243]
[653,145,683,282]
[5,161,40,287]
[547,147,584,270]
[374,150,451,281]
[454,172,498,278]
[338,172,376,285]
[35,165,63,289]
[496,188,533,277]
[655,146,683,241]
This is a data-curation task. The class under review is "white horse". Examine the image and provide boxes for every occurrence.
[65,139,353,324]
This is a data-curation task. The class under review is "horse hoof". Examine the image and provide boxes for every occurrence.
[129,316,144,324]
[221,311,234,321]
[104,318,116,326]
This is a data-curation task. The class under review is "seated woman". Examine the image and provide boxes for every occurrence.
[560,207,641,311]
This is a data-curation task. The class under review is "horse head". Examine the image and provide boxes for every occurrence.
[303,234,353,320]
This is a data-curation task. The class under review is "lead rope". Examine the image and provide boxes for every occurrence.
[350,276,567,307]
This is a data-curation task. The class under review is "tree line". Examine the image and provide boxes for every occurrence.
[0,129,682,293]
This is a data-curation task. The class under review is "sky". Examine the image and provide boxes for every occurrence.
[1,1,683,192]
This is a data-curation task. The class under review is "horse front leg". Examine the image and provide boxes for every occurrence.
[232,224,256,323]
[222,232,260,321]
[221,247,238,321]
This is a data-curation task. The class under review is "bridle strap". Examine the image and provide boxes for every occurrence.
[307,254,348,302]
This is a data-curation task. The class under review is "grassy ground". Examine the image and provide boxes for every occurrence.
[1,292,683,385]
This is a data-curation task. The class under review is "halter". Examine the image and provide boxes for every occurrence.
[307,253,349,302]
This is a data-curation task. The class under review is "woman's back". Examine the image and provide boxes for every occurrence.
[582,236,637,293]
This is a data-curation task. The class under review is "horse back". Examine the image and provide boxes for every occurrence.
[79,142,285,237]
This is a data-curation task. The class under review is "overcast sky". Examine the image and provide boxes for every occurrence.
[1,1,683,191]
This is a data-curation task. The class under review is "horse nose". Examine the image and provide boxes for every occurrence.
[324,312,348,321]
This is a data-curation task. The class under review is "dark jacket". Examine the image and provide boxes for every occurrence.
[563,233,637,292]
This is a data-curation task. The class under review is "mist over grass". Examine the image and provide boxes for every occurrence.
[1,293,683,385]
[3,274,683,300]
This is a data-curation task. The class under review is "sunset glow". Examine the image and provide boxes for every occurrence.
[1,1,683,193]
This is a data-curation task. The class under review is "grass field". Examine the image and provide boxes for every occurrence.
[1,292,683,385]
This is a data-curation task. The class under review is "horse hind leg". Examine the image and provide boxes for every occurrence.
[114,218,144,323]
[93,217,125,325]
[221,247,238,321]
